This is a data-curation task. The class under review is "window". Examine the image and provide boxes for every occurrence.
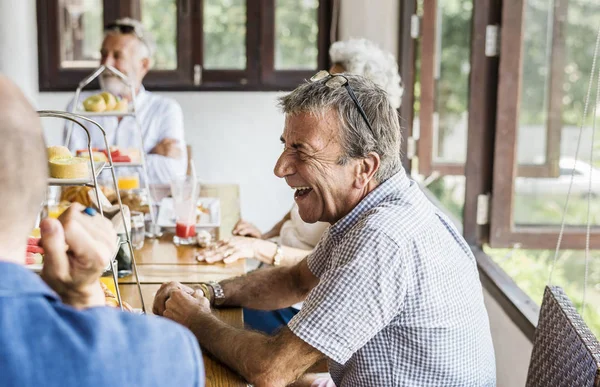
[37,0,335,91]
[491,0,600,249]
[413,0,473,178]
[400,0,600,338]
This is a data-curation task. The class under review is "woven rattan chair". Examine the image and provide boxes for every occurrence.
[526,286,600,386]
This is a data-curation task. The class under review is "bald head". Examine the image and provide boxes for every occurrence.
[0,75,47,242]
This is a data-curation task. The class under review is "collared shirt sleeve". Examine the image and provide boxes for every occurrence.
[144,99,188,184]
[288,227,408,364]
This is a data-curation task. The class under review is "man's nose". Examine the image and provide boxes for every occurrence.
[274,151,294,178]
[101,54,113,66]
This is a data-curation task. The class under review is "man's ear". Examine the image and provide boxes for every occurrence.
[140,57,151,77]
[353,152,380,189]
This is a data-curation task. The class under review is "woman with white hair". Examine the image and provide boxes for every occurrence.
[197,38,404,334]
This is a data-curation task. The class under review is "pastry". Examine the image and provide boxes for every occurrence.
[47,145,72,160]
[100,282,134,312]
[83,94,106,112]
[49,157,89,179]
[115,98,129,112]
[61,186,93,207]
[99,92,117,111]
[77,150,108,162]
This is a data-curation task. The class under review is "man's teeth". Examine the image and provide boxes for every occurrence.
[294,186,311,193]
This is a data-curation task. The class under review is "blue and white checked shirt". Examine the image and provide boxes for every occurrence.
[288,171,496,386]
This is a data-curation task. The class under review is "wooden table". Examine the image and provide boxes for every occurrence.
[119,234,248,387]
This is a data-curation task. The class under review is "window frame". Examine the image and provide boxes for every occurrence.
[414,0,563,179]
[398,0,418,173]
[416,0,467,177]
[489,0,600,250]
[37,0,335,91]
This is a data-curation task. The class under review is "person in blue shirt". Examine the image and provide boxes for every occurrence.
[0,75,205,387]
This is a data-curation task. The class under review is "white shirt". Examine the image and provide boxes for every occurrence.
[280,204,329,250]
[64,87,187,184]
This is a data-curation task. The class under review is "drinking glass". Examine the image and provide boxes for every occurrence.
[130,211,145,249]
[170,175,199,245]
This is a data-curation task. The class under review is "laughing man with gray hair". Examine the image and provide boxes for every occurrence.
[153,73,496,387]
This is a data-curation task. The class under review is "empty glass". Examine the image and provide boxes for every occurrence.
[130,211,145,250]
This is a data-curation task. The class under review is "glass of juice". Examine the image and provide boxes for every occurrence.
[170,175,199,246]
[117,172,140,190]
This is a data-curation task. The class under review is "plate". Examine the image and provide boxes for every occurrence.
[48,161,106,186]
[157,197,221,228]
[26,264,43,273]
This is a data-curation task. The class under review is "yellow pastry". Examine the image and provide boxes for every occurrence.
[49,157,89,179]
[100,92,117,111]
[115,98,129,112]
[47,146,72,161]
[83,94,106,112]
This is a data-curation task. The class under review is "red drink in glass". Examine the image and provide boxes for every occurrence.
[175,222,196,238]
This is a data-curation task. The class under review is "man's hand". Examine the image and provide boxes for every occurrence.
[163,289,212,329]
[153,281,195,316]
[232,219,262,238]
[149,138,182,159]
[40,203,117,309]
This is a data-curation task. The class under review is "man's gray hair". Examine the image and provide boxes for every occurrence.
[278,74,402,183]
[104,18,156,67]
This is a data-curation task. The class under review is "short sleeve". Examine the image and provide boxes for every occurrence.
[288,227,408,364]
[306,227,332,278]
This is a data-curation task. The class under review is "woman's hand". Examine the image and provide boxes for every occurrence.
[196,236,276,265]
[232,219,262,238]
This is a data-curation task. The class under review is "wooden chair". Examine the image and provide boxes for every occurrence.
[526,286,600,386]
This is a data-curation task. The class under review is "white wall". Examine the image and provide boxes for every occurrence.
[484,288,533,387]
[0,0,38,104]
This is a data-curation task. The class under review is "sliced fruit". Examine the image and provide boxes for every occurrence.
[27,237,41,246]
[26,245,44,254]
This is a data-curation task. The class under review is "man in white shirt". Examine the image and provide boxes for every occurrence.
[64,18,187,184]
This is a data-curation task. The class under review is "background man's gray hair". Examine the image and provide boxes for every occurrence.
[329,39,404,109]
[278,74,402,183]
[104,18,156,67]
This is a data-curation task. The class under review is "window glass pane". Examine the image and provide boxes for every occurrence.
[59,0,103,68]
[203,0,246,70]
[141,0,177,70]
[429,175,465,220]
[514,0,600,226]
[432,0,472,164]
[487,246,600,338]
[274,0,319,70]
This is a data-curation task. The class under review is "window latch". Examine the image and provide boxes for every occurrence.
[485,25,500,57]
[476,194,491,225]
[410,14,420,39]
[194,64,202,86]
[406,136,417,160]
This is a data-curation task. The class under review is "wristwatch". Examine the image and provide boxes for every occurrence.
[206,281,225,306]
[272,241,283,266]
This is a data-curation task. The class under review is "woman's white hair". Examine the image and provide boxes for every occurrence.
[329,38,403,109]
